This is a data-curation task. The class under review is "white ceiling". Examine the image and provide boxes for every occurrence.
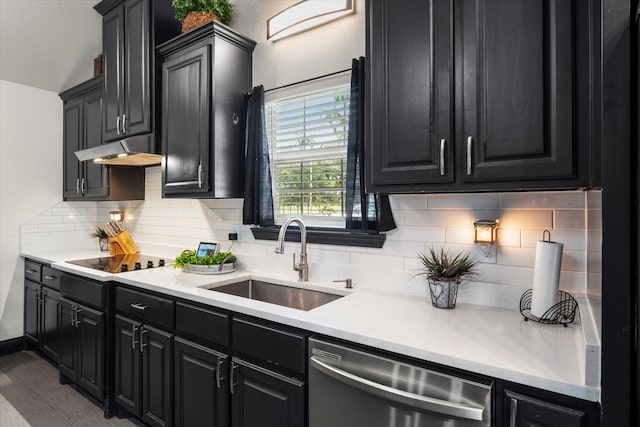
[0,0,102,93]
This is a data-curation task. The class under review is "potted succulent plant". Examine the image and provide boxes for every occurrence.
[172,0,234,33]
[90,226,110,251]
[417,247,478,309]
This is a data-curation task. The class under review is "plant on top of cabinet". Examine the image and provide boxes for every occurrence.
[94,0,180,162]
[367,0,595,193]
[172,0,234,32]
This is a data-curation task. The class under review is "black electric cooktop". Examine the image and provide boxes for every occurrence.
[67,254,169,273]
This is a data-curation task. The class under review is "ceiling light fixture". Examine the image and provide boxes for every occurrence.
[267,0,355,42]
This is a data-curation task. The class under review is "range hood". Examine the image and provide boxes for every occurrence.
[75,134,161,166]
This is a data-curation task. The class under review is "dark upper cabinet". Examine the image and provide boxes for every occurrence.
[157,22,256,198]
[96,0,179,143]
[367,0,594,193]
[59,77,145,201]
[368,0,454,187]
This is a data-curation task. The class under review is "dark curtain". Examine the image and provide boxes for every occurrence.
[242,85,275,226]
[346,57,396,232]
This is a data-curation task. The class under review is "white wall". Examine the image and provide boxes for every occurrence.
[0,80,63,341]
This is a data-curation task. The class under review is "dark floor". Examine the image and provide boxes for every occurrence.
[0,350,136,427]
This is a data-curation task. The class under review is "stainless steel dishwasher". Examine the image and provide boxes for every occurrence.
[309,338,492,427]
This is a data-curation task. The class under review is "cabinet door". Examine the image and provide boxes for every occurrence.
[231,358,305,427]
[83,85,108,198]
[141,325,173,427]
[62,97,84,200]
[505,390,586,427]
[103,4,125,142]
[58,297,77,381]
[123,0,151,137]
[40,287,60,361]
[24,281,40,345]
[161,45,211,196]
[115,314,142,417]
[76,304,105,399]
[174,337,229,427]
[459,0,575,183]
[367,0,453,191]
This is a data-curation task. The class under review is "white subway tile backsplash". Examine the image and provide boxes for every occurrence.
[20,178,599,304]
[554,210,586,230]
[499,191,585,209]
[404,209,471,227]
[499,210,553,229]
[428,193,499,210]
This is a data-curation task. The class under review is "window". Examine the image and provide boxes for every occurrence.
[265,73,350,227]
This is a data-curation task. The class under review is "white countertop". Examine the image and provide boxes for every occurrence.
[22,248,600,402]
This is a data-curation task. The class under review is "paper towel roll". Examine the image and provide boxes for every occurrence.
[530,240,564,318]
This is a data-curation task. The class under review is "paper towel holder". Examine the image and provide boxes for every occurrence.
[519,289,578,326]
[473,219,499,245]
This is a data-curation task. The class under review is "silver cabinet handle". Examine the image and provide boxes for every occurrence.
[81,178,86,194]
[439,138,446,176]
[130,303,148,311]
[116,115,121,136]
[44,275,56,281]
[26,269,38,274]
[122,114,127,134]
[197,163,203,188]
[131,324,139,350]
[71,305,76,327]
[76,178,80,195]
[140,329,148,353]
[310,356,485,421]
[466,136,473,175]
[215,357,225,389]
[39,287,45,303]
[74,308,82,327]
[229,362,238,394]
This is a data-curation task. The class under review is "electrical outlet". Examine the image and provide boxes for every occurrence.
[228,232,238,241]
[476,244,497,264]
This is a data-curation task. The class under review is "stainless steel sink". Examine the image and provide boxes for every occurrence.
[209,280,343,311]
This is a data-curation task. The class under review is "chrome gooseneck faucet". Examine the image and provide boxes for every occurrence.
[275,217,308,282]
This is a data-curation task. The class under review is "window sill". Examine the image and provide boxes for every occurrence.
[250,226,386,248]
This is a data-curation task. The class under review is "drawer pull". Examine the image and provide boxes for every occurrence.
[216,357,225,389]
[44,275,57,281]
[26,269,38,274]
[229,362,238,394]
[130,303,148,311]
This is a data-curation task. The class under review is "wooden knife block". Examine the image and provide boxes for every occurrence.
[108,230,139,255]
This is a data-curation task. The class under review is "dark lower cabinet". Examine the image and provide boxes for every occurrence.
[230,358,305,427]
[174,337,229,427]
[24,280,60,361]
[496,381,600,427]
[58,297,105,400]
[115,314,173,427]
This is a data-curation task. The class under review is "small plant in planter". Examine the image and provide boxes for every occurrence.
[172,0,234,32]
[90,226,110,251]
[417,247,478,309]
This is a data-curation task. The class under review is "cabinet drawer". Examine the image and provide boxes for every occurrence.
[41,266,61,291]
[232,318,306,375]
[176,302,229,347]
[25,261,42,283]
[116,287,175,329]
[60,273,107,309]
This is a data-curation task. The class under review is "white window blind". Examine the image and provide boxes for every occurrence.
[265,73,351,226]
